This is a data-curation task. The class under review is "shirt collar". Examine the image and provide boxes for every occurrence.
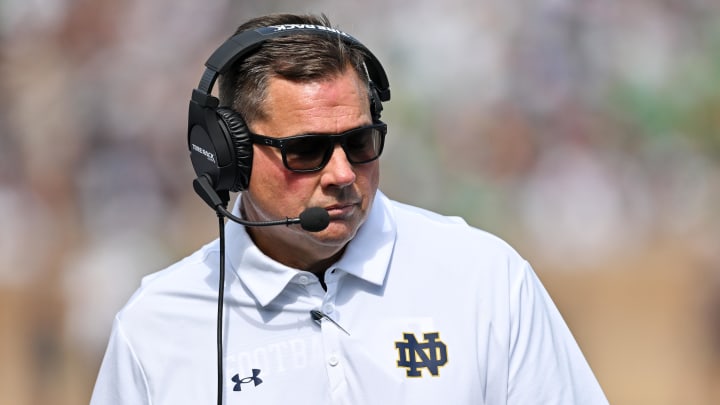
[224,203,299,307]
[332,191,396,286]
[224,191,397,307]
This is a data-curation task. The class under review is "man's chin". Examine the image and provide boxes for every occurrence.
[310,221,358,246]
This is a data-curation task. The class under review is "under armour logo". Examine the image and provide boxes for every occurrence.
[395,332,448,377]
[232,369,263,391]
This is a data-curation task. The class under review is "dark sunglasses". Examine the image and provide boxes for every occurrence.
[249,121,387,173]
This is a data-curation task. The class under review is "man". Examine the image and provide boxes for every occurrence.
[90,13,608,405]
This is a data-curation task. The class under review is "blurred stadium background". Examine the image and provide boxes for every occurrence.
[1,0,719,404]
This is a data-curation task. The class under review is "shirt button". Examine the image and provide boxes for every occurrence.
[298,275,310,285]
[328,354,339,367]
[323,303,334,314]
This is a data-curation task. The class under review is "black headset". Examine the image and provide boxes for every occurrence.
[187,24,391,196]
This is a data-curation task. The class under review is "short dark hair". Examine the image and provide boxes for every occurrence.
[218,13,371,126]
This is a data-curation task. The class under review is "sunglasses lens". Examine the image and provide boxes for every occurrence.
[344,127,384,163]
[283,136,332,171]
[277,123,386,172]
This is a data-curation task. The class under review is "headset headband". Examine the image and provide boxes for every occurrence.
[192,25,391,106]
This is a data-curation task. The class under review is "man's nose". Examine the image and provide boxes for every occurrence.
[320,144,356,187]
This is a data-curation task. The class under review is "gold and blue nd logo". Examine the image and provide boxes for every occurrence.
[394,332,448,377]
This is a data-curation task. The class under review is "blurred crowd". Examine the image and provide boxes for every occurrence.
[1,0,719,404]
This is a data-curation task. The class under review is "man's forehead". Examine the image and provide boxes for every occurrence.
[254,71,371,135]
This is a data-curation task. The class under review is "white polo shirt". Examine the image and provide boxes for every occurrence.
[90,191,608,405]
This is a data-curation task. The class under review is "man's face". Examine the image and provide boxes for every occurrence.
[241,68,380,266]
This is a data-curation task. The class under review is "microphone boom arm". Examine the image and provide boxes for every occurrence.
[193,175,328,232]
[216,205,301,227]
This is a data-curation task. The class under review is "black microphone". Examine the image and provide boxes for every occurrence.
[310,309,350,335]
[193,175,330,232]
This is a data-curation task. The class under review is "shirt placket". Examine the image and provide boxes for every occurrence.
[319,268,351,404]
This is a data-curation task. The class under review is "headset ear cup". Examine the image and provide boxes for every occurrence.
[369,83,383,121]
[215,108,253,191]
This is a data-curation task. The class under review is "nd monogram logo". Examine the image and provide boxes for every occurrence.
[395,332,448,377]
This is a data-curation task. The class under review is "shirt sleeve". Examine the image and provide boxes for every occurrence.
[507,261,608,404]
[90,316,150,405]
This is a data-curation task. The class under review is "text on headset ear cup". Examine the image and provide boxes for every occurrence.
[215,107,253,192]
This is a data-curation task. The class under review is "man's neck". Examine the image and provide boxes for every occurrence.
[245,224,347,276]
